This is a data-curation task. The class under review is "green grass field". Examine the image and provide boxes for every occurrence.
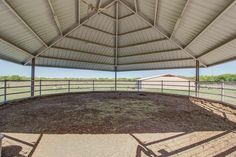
[0,80,235,106]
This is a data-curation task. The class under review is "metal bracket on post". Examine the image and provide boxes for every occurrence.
[4,80,7,103]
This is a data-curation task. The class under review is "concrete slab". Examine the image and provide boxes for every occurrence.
[33,134,138,157]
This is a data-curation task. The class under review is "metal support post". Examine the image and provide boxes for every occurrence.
[161,80,163,93]
[68,80,70,93]
[188,81,191,96]
[31,58,35,97]
[39,80,42,96]
[93,80,95,91]
[4,80,7,103]
[195,60,199,97]
[221,81,224,102]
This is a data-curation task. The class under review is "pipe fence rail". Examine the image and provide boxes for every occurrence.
[0,80,235,106]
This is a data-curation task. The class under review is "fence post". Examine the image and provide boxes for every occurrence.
[68,80,70,93]
[221,81,224,102]
[188,81,191,96]
[39,80,42,96]
[93,80,95,91]
[137,80,140,92]
[161,80,163,93]
[4,80,7,103]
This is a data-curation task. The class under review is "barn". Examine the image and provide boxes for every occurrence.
[137,74,195,90]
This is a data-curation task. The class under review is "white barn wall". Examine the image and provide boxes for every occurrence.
[138,75,195,90]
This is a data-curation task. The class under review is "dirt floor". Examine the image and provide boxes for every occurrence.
[1,92,236,157]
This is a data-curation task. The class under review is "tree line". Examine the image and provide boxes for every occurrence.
[0,74,235,81]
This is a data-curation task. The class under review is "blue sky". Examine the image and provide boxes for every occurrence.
[0,59,235,78]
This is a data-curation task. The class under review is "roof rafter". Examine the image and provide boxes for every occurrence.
[197,37,236,59]
[100,12,116,21]
[24,0,117,65]
[119,26,151,36]
[39,55,113,66]
[83,25,115,36]
[119,38,167,48]
[118,66,199,72]
[52,46,113,58]
[0,38,34,57]
[185,0,236,48]
[119,13,134,20]
[97,0,101,10]
[119,48,181,58]
[170,0,190,38]
[66,36,114,49]
[76,0,80,24]
[154,0,159,26]
[207,57,236,67]
[0,53,23,64]
[114,1,119,70]
[120,57,192,65]
[119,0,207,67]
[47,0,63,36]
[134,0,138,12]
[2,0,48,48]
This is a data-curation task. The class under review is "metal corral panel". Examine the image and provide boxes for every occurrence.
[0,41,30,63]
[119,28,164,46]
[118,59,196,71]
[84,14,115,34]
[0,1,43,53]
[36,56,114,71]
[118,50,190,65]
[0,0,235,71]
[51,0,76,32]
[43,47,114,65]
[119,39,179,56]
[174,0,233,46]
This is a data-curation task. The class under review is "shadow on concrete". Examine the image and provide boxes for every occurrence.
[2,134,43,157]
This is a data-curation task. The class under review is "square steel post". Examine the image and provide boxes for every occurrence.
[93,80,95,91]
[39,80,42,96]
[31,58,35,97]
[221,81,224,102]
[4,80,7,103]
[68,80,70,93]
[161,80,163,93]
[115,68,117,91]
[188,81,191,96]
[195,60,200,97]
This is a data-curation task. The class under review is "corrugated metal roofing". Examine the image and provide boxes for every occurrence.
[0,0,235,71]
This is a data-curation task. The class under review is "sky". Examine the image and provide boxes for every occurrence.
[0,59,235,78]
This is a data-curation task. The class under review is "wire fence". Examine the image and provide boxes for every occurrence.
[0,80,235,106]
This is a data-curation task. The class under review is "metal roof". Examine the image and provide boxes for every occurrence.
[0,0,235,71]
